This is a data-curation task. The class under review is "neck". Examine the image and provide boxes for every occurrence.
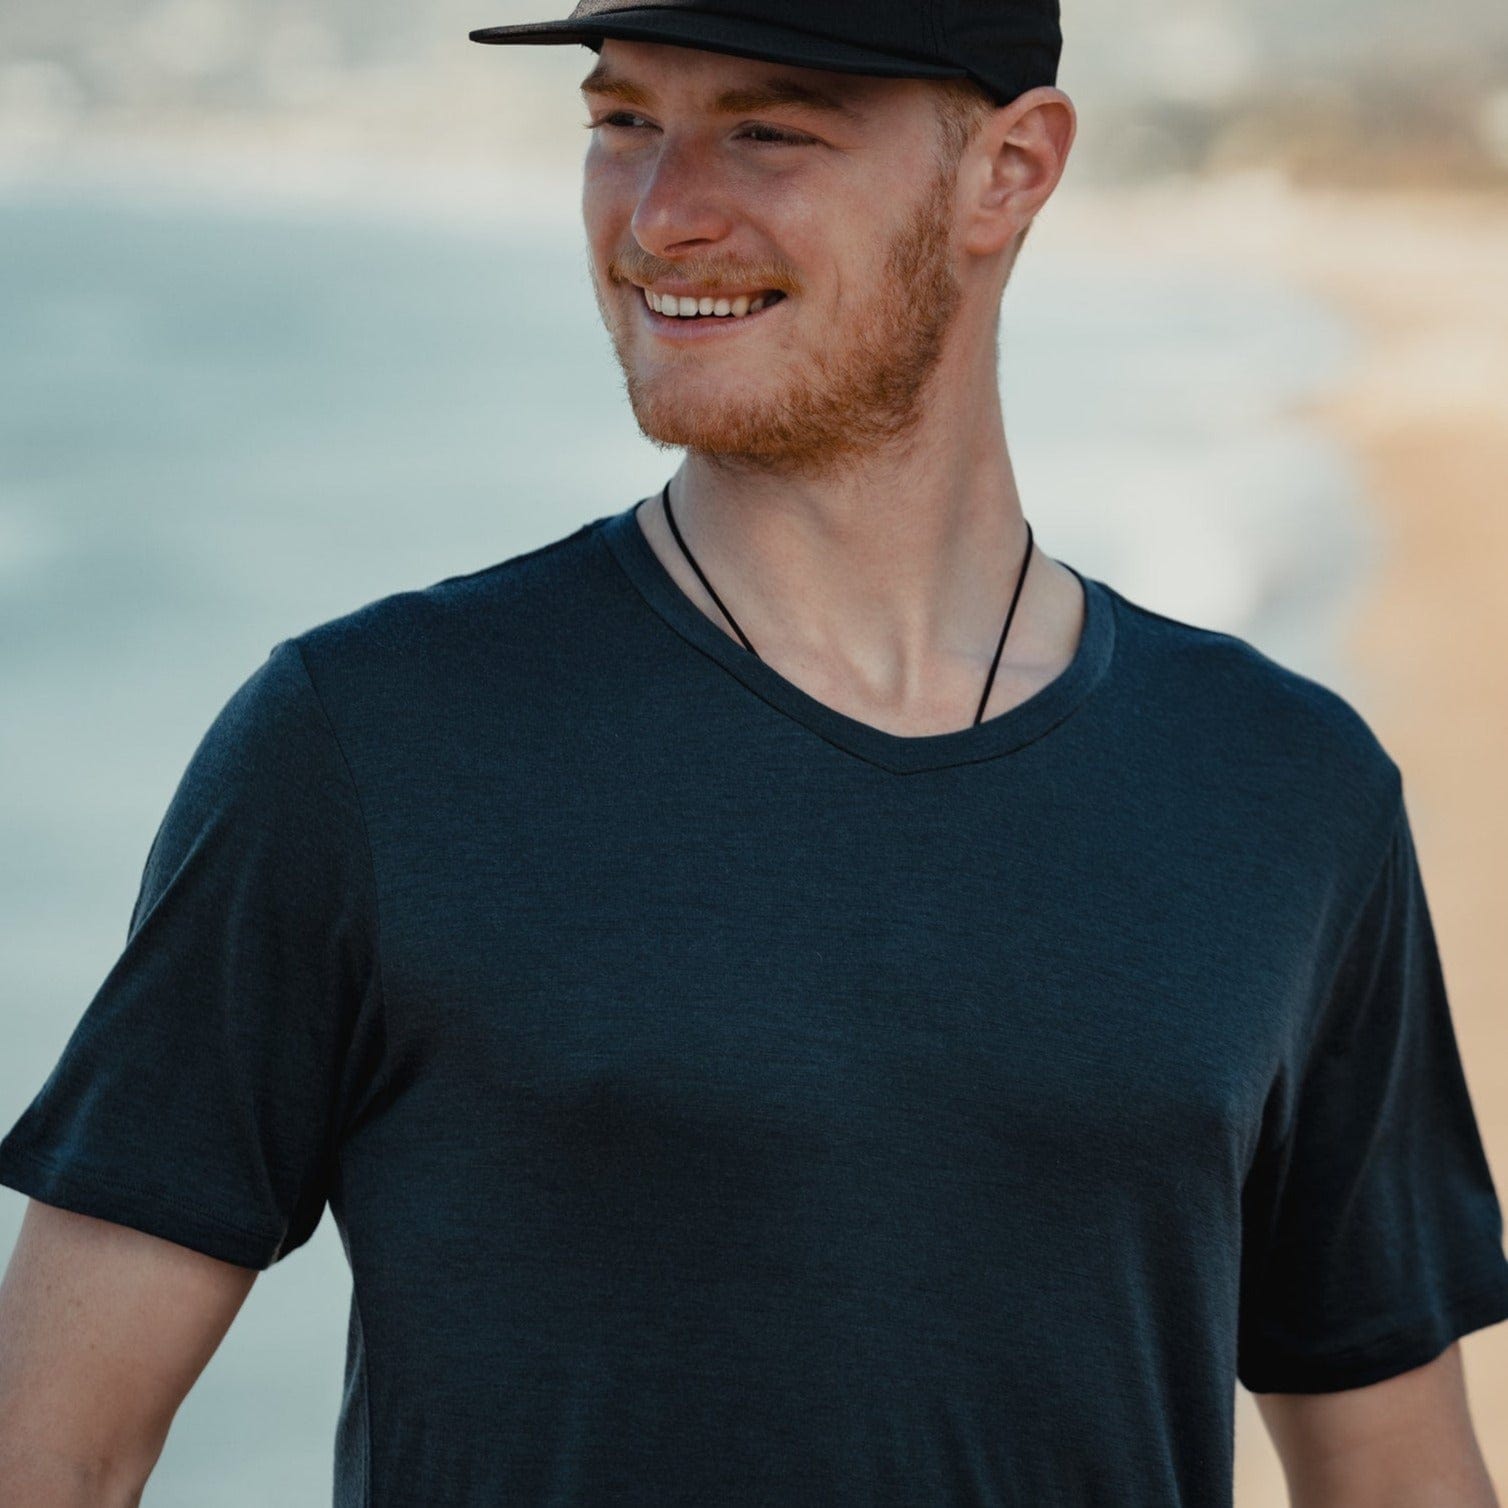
[634,437,1087,738]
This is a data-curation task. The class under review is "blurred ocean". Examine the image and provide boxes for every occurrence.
[0,166,1374,1504]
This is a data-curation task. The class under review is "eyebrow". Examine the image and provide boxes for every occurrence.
[579,63,866,122]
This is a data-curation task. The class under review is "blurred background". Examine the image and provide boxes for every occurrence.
[1,1,1506,1501]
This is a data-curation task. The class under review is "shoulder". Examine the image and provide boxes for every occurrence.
[1096,576,1402,846]
[277,515,610,706]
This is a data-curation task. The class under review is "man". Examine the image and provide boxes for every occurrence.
[0,2,1505,1504]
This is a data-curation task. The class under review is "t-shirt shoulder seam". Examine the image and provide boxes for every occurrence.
[283,638,391,1111]
[1297,777,1407,1073]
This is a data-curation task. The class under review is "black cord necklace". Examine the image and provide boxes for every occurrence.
[657,476,1035,728]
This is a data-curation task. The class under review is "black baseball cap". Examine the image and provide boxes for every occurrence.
[469,1,1062,108]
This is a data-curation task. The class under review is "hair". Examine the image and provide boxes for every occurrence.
[931,75,1001,172]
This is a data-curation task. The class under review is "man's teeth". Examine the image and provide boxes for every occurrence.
[644,289,782,318]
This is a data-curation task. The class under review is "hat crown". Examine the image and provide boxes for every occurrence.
[474,0,1062,105]
[565,1,1061,79]
[566,1,947,67]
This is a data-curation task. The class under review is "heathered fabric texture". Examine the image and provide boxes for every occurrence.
[4,498,1508,1507]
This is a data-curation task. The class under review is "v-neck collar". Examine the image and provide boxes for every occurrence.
[593,497,1116,775]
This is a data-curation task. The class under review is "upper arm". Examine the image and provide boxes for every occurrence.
[1255,1343,1499,1507]
[0,1198,258,1492]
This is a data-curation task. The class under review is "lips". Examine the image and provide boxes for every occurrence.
[642,287,788,319]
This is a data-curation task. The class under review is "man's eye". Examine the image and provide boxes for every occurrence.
[583,112,651,133]
[738,123,808,145]
[583,114,810,146]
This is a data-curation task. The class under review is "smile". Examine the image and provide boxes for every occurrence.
[643,287,786,319]
[635,285,790,340]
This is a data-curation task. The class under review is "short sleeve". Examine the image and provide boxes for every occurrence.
[1237,790,1508,1392]
[0,638,382,1270]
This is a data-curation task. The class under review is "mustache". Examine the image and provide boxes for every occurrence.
[611,260,796,295]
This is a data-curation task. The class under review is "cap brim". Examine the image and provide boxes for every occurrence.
[468,8,970,82]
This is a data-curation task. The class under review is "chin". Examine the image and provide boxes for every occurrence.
[623,367,779,444]
[627,403,769,454]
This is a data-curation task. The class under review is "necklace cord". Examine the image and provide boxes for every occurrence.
[660,479,759,657]
[656,477,1035,729]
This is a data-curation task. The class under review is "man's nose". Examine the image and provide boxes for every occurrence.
[629,135,738,256]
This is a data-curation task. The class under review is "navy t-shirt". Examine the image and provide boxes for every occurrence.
[4,497,1508,1506]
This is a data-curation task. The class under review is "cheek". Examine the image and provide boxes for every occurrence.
[581,158,634,241]
[764,186,870,290]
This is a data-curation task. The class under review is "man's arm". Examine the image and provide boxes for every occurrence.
[1255,1343,1500,1507]
[0,1198,258,1505]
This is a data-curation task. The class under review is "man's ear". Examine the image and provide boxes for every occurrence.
[958,87,1076,258]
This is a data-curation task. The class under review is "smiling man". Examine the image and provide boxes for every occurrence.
[2,3,1508,1507]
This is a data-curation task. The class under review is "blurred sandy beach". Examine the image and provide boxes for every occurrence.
[1265,185,1508,1490]
[1057,176,1508,1498]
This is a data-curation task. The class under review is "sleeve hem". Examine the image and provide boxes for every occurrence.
[1238,1263,1508,1394]
[0,1144,282,1271]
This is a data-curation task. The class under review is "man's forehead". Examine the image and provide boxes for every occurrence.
[578,48,879,122]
